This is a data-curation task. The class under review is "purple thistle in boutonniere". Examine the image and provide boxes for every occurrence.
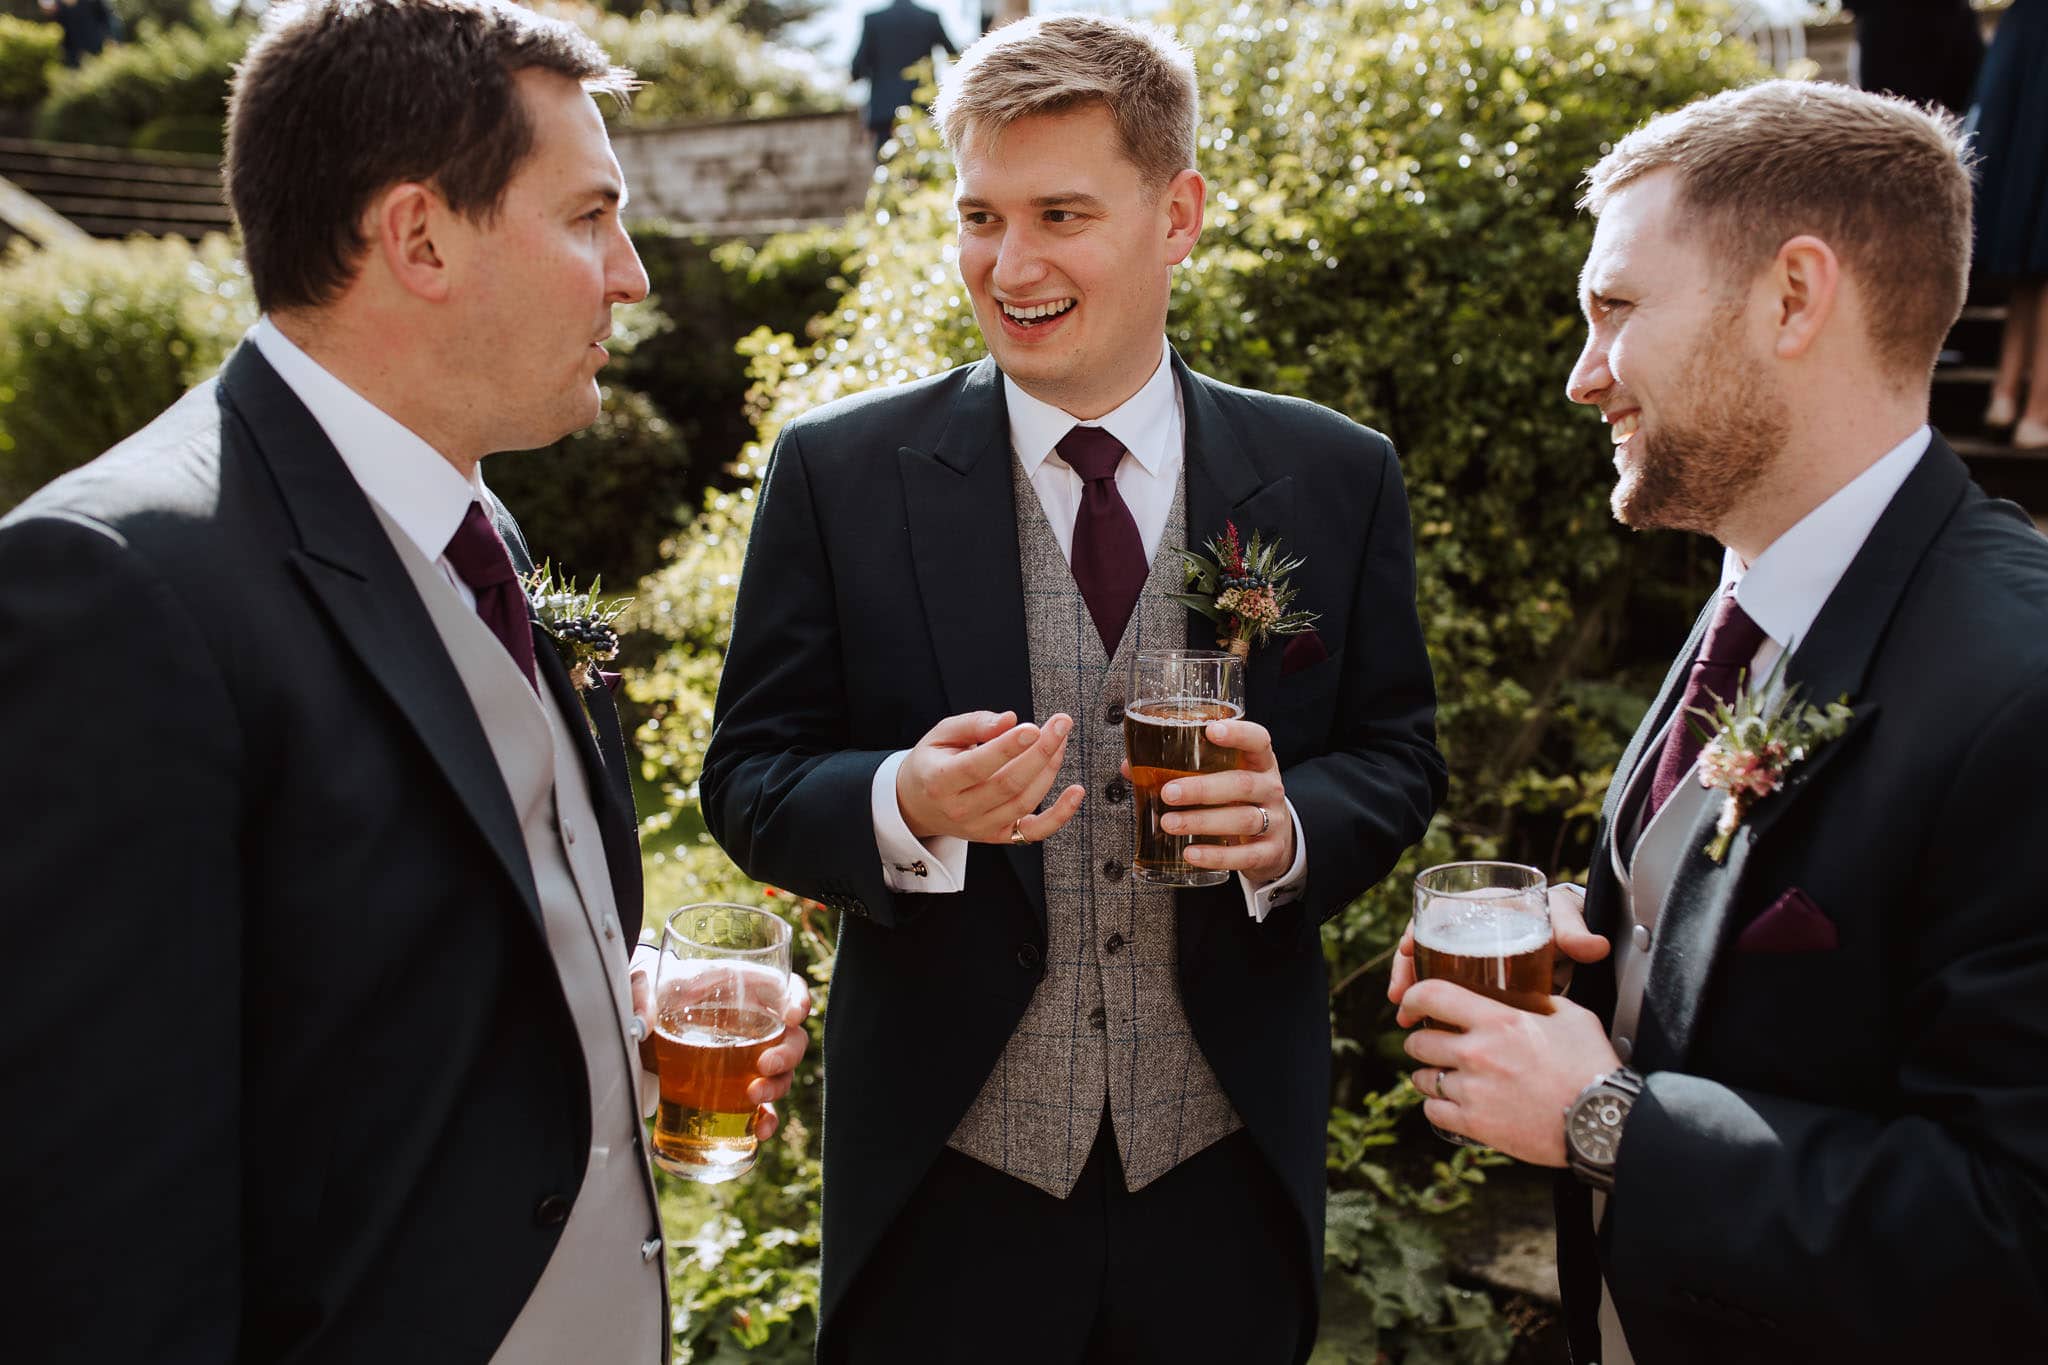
[525,562,632,690]
[1689,652,1852,863]
[1171,521,1319,661]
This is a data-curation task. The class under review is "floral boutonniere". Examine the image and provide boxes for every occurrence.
[1690,653,1852,863]
[525,562,632,690]
[1171,521,1319,660]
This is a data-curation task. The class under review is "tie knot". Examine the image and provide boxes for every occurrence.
[1700,590,1768,668]
[1056,425,1126,482]
[444,501,519,591]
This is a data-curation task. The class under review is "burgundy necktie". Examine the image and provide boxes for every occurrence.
[1057,425,1148,652]
[1646,589,1768,817]
[443,501,538,692]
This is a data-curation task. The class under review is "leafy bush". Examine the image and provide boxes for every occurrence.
[629,0,1764,1355]
[35,16,248,150]
[571,5,842,126]
[0,14,58,112]
[0,234,252,507]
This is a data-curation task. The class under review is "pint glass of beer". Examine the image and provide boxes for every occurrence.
[1124,648,1245,887]
[648,902,792,1183]
[1412,861,1553,1146]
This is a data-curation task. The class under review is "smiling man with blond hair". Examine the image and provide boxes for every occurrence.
[703,13,1444,1362]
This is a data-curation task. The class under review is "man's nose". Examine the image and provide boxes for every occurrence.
[609,226,649,305]
[1565,335,1609,407]
[991,228,1047,292]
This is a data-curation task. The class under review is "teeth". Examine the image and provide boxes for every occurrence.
[1610,412,1639,443]
[1003,298,1075,321]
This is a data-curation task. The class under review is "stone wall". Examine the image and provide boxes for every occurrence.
[611,109,872,234]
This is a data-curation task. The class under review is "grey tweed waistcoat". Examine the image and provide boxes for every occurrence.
[945,456,1242,1197]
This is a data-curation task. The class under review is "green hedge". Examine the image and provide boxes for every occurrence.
[0,13,58,112]
[628,1,1762,1357]
[28,4,838,154]
[35,17,247,150]
[0,234,253,507]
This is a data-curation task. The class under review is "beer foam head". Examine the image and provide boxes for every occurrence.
[1414,897,1551,958]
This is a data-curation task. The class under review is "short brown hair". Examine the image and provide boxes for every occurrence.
[226,0,633,313]
[1583,80,1972,379]
[933,13,1196,193]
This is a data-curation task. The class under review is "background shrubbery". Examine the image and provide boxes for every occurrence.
[629,1,1758,1358]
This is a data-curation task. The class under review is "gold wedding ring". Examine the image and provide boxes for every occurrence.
[1010,818,1028,846]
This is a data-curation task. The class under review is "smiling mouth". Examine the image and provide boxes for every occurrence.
[1609,411,1639,444]
[1001,298,1075,327]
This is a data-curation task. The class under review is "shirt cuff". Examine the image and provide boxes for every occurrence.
[1238,798,1308,923]
[871,749,969,893]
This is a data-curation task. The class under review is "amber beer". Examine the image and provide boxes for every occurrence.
[649,903,791,1183]
[651,996,787,1181]
[1125,649,1246,888]
[1412,863,1552,1146]
[1125,698,1245,886]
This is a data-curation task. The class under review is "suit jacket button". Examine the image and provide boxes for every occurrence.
[1105,777,1129,803]
[534,1194,572,1228]
[1015,943,1041,970]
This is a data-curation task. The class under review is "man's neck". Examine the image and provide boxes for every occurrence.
[269,309,480,480]
[1719,411,1928,564]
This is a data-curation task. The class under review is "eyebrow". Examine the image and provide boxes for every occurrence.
[955,192,1108,211]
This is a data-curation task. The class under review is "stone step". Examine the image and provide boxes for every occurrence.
[0,137,230,242]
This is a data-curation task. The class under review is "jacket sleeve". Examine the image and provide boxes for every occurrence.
[698,424,911,926]
[1274,438,1446,939]
[1604,673,2048,1355]
[0,514,247,1360]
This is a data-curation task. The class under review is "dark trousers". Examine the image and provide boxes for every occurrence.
[836,1120,1312,1364]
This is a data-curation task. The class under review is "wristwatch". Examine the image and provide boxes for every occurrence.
[1565,1066,1644,1192]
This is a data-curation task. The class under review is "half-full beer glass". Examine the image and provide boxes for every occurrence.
[649,902,791,1183]
[1125,648,1245,887]
[1412,861,1553,1146]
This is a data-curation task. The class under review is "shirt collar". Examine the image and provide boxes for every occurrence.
[1003,338,1176,479]
[1722,425,1932,651]
[249,316,484,566]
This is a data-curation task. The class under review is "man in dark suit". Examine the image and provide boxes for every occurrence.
[850,0,957,154]
[0,1,805,1359]
[1392,81,2048,1363]
[703,14,1443,1364]
[1850,0,1983,116]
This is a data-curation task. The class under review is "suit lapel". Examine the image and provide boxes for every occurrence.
[1637,437,1968,1066]
[219,344,542,926]
[1175,357,1294,961]
[899,358,1042,922]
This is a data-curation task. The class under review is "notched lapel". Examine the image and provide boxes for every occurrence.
[222,343,543,926]
[1638,703,1875,1066]
[899,359,1042,924]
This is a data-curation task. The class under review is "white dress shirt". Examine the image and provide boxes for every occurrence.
[867,340,1309,921]
[1723,425,1932,677]
[250,317,490,596]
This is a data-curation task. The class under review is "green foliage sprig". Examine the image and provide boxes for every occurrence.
[1172,520,1320,656]
[526,561,632,690]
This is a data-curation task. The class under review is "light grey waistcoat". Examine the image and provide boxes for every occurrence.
[945,460,1242,1198]
[371,504,669,1364]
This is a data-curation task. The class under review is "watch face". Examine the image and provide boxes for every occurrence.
[1568,1089,1632,1166]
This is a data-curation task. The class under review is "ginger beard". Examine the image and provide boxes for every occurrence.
[1611,297,1789,537]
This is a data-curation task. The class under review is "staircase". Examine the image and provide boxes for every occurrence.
[1933,293,2048,522]
[0,137,231,242]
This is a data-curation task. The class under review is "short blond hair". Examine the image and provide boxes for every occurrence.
[1583,80,1972,379]
[934,13,1196,192]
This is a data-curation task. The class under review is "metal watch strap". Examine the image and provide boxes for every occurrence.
[1566,1065,1644,1192]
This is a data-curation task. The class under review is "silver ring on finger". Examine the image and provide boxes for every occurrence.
[1010,818,1028,846]
[1432,1067,1453,1102]
[1256,806,1271,837]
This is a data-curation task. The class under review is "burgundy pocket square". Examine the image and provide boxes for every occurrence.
[1735,887,1838,954]
[1281,630,1328,677]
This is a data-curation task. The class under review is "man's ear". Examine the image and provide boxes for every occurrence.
[1768,234,1839,362]
[369,182,453,303]
[1163,168,1206,267]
